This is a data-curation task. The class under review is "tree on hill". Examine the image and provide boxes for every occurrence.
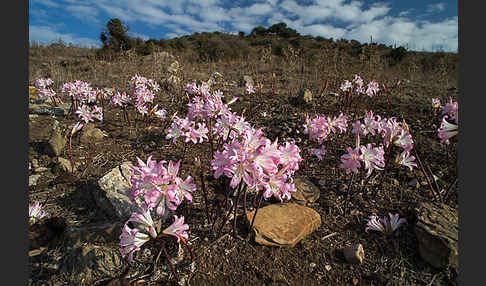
[100,18,132,52]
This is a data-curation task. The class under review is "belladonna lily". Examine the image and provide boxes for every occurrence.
[438,115,458,145]
[162,215,189,242]
[365,213,406,235]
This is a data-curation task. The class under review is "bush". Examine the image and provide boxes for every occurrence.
[388,46,407,65]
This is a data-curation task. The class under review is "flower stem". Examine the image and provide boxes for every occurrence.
[69,136,75,173]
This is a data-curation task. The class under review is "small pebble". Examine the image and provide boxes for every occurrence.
[343,243,365,264]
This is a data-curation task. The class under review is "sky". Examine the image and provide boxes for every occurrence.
[29,0,458,52]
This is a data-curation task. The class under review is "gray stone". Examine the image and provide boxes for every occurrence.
[80,125,106,144]
[29,174,41,186]
[60,244,127,285]
[247,203,321,247]
[291,177,321,205]
[207,72,223,87]
[29,103,71,116]
[93,162,140,221]
[44,120,66,157]
[343,243,365,264]
[299,88,313,104]
[415,202,458,271]
[167,60,180,74]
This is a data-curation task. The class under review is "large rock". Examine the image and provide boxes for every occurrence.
[44,120,66,157]
[414,202,458,271]
[291,177,320,205]
[247,203,321,247]
[167,61,180,74]
[80,124,106,144]
[29,103,71,116]
[92,161,140,222]
[207,72,223,87]
[60,244,127,285]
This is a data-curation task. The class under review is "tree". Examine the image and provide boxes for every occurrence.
[250,26,267,37]
[100,18,132,52]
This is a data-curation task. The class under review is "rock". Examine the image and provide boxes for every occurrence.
[29,174,41,186]
[80,125,106,144]
[29,103,71,116]
[44,120,66,157]
[63,221,123,248]
[92,161,140,221]
[167,61,180,74]
[34,167,49,173]
[240,75,254,87]
[247,203,321,247]
[60,244,127,285]
[207,71,223,87]
[31,158,39,169]
[291,177,321,205]
[415,202,458,271]
[57,157,75,173]
[299,88,313,104]
[343,243,365,264]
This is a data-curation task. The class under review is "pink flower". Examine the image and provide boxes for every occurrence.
[365,213,406,235]
[127,206,158,238]
[308,145,327,161]
[245,82,255,94]
[395,151,417,171]
[360,144,385,177]
[29,202,49,223]
[438,115,458,145]
[340,80,353,92]
[119,224,151,262]
[163,215,189,242]
[441,97,458,123]
[70,122,84,136]
[366,80,380,97]
[340,147,362,174]
[393,129,414,152]
[431,98,442,110]
[75,104,94,123]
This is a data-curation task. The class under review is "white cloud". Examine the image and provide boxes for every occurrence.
[427,3,446,13]
[65,5,100,24]
[29,25,100,47]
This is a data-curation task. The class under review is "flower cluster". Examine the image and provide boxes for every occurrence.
[340,75,380,97]
[303,113,348,145]
[119,156,194,262]
[211,129,302,202]
[129,74,162,116]
[29,202,49,224]
[175,81,302,202]
[166,81,240,145]
[61,80,97,104]
[34,78,57,99]
[341,110,416,175]
[365,213,406,235]
[433,97,458,145]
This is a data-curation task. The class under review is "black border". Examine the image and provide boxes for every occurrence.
[6,0,29,284]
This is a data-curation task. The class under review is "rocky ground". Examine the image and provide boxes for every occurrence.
[28,48,458,286]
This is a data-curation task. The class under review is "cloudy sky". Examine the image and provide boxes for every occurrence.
[29,0,458,52]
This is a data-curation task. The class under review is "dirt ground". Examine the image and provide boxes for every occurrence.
[28,45,458,285]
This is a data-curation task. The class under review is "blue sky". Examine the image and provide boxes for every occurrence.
[29,0,458,52]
